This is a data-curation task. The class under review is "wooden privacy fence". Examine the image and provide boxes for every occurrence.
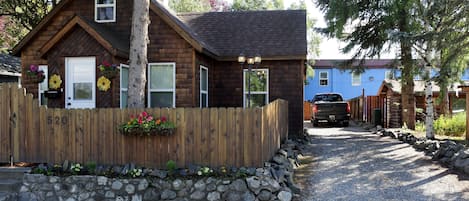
[0,84,288,168]
[348,95,385,126]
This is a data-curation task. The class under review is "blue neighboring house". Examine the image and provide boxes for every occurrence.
[305,59,396,101]
[305,59,469,101]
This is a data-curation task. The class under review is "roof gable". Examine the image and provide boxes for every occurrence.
[40,15,129,58]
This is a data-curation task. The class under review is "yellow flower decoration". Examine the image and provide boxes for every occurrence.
[49,74,62,90]
[97,76,111,91]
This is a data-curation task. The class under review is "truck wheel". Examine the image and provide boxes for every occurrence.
[313,120,319,127]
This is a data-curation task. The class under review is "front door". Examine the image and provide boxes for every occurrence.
[65,57,96,109]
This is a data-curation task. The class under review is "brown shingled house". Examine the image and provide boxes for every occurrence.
[12,0,307,136]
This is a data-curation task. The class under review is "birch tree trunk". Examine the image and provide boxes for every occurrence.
[425,70,434,139]
[128,0,150,108]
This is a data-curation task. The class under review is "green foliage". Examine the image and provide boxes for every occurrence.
[0,0,59,52]
[85,161,97,174]
[166,160,177,172]
[415,120,425,132]
[169,0,211,12]
[433,113,466,137]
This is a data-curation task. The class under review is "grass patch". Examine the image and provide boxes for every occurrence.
[412,113,467,145]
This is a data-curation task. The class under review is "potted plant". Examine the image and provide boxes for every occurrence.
[26,64,45,83]
[98,61,119,79]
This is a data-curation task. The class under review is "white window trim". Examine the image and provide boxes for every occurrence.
[352,72,361,86]
[120,64,129,108]
[385,70,393,80]
[200,65,208,108]
[95,0,116,23]
[243,68,269,108]
[319,71,328,86]
[38,65,48,106]
[147,62,176,108]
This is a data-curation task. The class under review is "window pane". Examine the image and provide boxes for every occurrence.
[320,72,327,78]
[246,94,266,107]
[97,7,114,20]
[201,93,208,107]
[320,80,328,86]
[121,90,127,108]
[150,92,173,108]
[97,0,114,4]
[150,65,173,89]
[74,83,93,100]
[201,68,208,91]
[245,71,267,92]
[40,93,47,106]
[121,67,129,88]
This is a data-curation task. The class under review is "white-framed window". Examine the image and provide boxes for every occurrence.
[319,71,328,86]
[385,70,394,80]
[200,66,208,108]
[148,62,176,108]
[95,0,116,23]
[38,65,48,106]
[120,64,129,108]
[243,69,269,108]
[352,72,361,86]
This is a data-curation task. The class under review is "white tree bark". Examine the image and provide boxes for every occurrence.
[425,69,434,139]
[128,0,150,108]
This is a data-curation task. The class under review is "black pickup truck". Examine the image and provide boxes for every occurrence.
[310,93,351,127]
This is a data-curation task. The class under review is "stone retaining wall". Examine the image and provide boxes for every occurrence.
[14,139,305,201]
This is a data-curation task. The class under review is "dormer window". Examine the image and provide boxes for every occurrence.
[95,0,116,23]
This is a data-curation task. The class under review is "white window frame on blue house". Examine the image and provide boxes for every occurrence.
[120,64,129,108]
[95,0,116,23]
[319,71,328,86]
[352,72,361,86]
[385,70,394,80]
[147,62,176,108]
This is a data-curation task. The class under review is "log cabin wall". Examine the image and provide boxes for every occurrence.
[212,60,304,136]
[147,11,195,108]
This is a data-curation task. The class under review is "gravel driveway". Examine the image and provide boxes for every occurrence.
[294,122,469,201]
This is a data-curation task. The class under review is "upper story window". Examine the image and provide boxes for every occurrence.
[148,63,176,108]
[319,71,328,86]
[95,0,116,23]
[352,72,361,86]
[385,70,394,80]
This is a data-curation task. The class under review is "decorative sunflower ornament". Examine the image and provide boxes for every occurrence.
[97,76,111,91]
[49,74,62,90]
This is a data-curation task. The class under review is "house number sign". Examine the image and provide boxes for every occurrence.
[47,115,68,125]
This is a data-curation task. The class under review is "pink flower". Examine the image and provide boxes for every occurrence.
[138,116,143,125]
[161,117,167,122]
[141,111,148,117]
[29,64,38,72]
[102,60,111,67]
[146,116,153,121]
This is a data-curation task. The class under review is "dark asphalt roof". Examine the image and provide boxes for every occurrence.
[0,53,20,75]
[178,10,307,58]
[314,59,397,69]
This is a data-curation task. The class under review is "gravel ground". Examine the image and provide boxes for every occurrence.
[293,122,469,201]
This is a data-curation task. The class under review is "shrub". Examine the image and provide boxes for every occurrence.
[433,112,466,137]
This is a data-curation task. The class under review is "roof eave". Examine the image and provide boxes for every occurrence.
[11,0,72,56]
[217,55,306,61]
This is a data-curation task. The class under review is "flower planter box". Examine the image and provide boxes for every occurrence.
[28,75,45,83]
[119,127,175,136]
[100,70,118,79]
